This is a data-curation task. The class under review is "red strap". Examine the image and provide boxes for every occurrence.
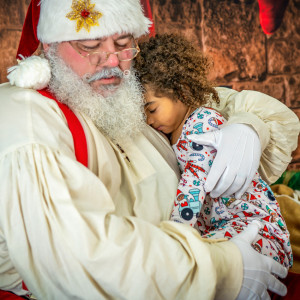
[0,89,88,298]
[38,89,88,168]
[0,290,25,300]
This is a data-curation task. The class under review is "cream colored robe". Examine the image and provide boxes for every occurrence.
[0,83,299,299]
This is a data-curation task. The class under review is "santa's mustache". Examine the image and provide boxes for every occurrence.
[85,67,124,83]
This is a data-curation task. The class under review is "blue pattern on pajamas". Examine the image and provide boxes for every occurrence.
[171,107,292,268]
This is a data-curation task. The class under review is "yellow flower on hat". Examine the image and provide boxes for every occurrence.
[66,0,102,32]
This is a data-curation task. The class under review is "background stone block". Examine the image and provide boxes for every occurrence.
[264,1,300,76]
[285,75,300,108]
[231,75,286,104]
[268,39,300,75]
[0,0,25,28]
[202,0,266,83]
[152,0,203,44]
[0,29,21,83]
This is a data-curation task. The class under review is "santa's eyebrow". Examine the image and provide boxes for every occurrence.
[114,34,133,41]
[78,34,132,43]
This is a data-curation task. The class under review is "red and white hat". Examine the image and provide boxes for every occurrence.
[8,0,152,89]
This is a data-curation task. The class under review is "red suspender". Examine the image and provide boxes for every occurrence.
[0,90,88,298]
[0,290,25,299]
[38,89,88,168]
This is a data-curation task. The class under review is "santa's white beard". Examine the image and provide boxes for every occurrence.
[46,45,146,147]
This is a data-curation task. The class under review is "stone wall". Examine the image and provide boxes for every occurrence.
[151,0,300,170]
[0,0,299,170]
[0,0,29,81]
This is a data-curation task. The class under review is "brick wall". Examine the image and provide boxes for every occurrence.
[151,0,300,170]
[0,0,29,81]
[0,0,299,170]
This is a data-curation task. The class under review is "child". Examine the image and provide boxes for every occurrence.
[134,33,292,269]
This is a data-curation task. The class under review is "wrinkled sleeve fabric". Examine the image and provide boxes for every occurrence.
[0,84,243,300]
[213,87,300,184]
[0,144,242,300]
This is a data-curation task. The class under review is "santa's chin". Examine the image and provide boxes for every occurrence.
[91,77,122,96]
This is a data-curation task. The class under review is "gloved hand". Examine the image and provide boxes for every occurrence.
[188,123,261,198]
[232,221,288,299]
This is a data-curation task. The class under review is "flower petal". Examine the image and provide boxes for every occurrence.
[76,18,84,32]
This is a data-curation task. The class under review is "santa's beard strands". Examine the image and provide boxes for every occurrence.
[84,67,124,94]
[46,44,146,147]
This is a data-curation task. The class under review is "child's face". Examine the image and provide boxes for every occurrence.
[144,87,189,135]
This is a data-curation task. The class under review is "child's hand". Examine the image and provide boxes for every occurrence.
[188,124,261,198]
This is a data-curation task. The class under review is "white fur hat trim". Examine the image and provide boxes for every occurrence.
[38,0,152,43]
[7,55,51,90]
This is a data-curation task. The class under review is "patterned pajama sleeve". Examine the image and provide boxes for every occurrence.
[170,107,226,227]
[171,107,292,268]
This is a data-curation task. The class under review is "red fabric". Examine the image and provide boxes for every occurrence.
[38,89,88,168]
[21,282,27,292]
[0,90,88,298]
[258,0,289,35]
[270,272,300,300]
[140,0,156,36]
[17,0,40,58]
[0,290,24,299]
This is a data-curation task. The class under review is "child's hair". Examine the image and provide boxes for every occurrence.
[134,33,219,107]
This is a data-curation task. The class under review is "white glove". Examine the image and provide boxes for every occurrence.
[232,221,288,300]
[188,123,261,198]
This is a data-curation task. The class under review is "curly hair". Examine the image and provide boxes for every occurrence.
[134,33,219,107]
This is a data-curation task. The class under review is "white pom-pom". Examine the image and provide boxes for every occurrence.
[7,55,51,90]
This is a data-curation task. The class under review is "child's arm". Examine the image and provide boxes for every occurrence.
[171,107,227,227]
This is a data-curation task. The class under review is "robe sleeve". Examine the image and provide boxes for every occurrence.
[213,87,300,184]
[0,144,242,300]
[0,84,244,299]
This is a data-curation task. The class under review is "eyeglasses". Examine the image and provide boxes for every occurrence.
[69,38,140,66]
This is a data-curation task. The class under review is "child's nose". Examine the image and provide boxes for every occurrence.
[146,114,153,125]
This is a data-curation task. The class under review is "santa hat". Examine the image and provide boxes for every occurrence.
[177,189,183,196]
[7,0,151,89]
